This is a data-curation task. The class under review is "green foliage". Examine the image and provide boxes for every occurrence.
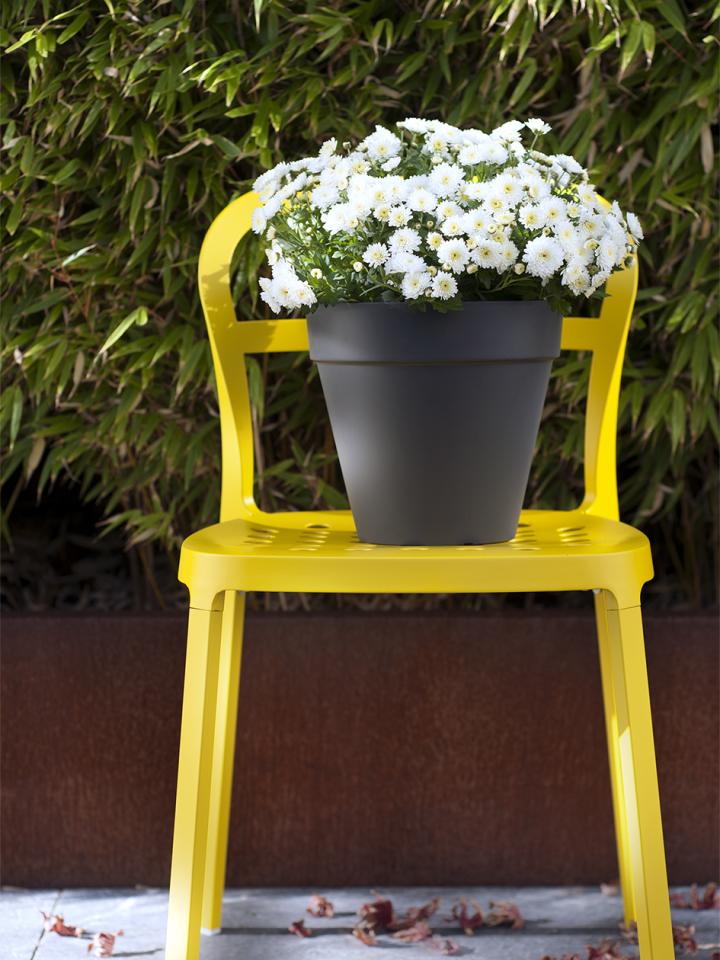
[1,0,718,607]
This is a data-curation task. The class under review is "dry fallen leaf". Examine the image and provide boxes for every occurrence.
[487,900,524,929]
[390,898,440,931]
[307,894,334,918]
[359,897,394,931]
[673,923,698,954]
[352,921,378,946]
[450,899,484,935]
[86,931,123,957]
[393,919,433,942]
[41,912,83,937]
[288,919,312,938]
[427,935,462,955]
[671,883,720,910]
[586,941,634,960]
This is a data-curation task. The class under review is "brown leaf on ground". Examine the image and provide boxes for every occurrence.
[288,919,312,937]
[390,898,441,931]
[427,936,462,955]
[40,912,84,936]
[307,894,334,918]
[487,900,525,929]
[538,954,582,960]
[86,931,123,957]
[586,941,634,959]
[673,923,698,954]
[359,897,394,931]
[450,899,484,935]
[392,920,433,942]
[600,882,620,897]
[352,921,378,946]
[671,883,720,910]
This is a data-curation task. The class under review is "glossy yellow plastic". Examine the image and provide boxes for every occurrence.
[165,192,673,959]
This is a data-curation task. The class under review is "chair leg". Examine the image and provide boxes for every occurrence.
[594,590,635,926]
[201,591,246,934]
[605,594,674,960]
[166,602,224,960]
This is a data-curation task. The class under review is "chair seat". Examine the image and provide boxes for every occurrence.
[179,509,653,608]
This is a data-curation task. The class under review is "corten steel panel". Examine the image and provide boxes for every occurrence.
[1,612,717,887]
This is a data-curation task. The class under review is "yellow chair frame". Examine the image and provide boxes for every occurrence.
[165,192,673,959]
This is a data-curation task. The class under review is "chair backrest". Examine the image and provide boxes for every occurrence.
[198,191,638,525]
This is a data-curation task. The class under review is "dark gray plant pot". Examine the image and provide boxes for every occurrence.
[307,301,562,545]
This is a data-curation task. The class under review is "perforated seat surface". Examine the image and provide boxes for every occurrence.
[179,509,653,608]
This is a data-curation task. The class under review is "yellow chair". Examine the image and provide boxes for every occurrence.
[165,192,674,959]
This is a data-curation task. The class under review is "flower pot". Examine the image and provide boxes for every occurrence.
[307,301,562,545]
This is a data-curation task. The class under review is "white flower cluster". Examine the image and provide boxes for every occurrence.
[251,118,642,313]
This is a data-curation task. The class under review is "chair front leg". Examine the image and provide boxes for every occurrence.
[166,601,224,960]
[605,593,674,960]
[594,589,635,925]
[201,591,246,934]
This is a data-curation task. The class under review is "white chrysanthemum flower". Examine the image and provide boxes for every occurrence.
[597,236,621,272]
[426,231,443,251]
[518,203,546,231]
[382,156,401,172]
[577,185,599,207]
[486,195,509,216]
[322,203,354,234]
[362,243,389,266]
[438,238,470,273]
[489,173,523,205]
[425,131,449,155]
[458,143,485,165]
[562,259,591,294]
[523,236,565,280]
[538,197,566,225]
[429,162,465,197]
[387,251,426,274]
[401,271,432,299]
[349,156,369,175]
[440,216,464,237]
[319,138,337,158]
[389,227,422,253]
[491,120,524,142]
[311,184,340,209]
[626,212,644,240]
[436,199,462,220]
[397,117,433,133]
[258,276,280,312]
[578,214,604,238]
[251,207,267,234]
[554,154,584,176]
[462,209,490,233]
[431,271,458,299]
[388,206,411,227]
[497,239,520,267]
[369,182,389,206]
[525,118,552,135]
[407,187,437,212]
[471,239,503,270]
[362,125,402,160]
[373,203,391,222]
[254,162,289,193]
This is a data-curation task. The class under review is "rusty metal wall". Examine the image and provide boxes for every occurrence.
[1,612,717,887]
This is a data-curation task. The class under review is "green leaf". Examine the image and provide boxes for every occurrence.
[98,307,149,355]
[57,11,90,44]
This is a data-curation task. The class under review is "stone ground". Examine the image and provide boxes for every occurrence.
[2,886,718,959]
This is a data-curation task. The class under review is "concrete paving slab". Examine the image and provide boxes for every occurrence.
[0,888,60,960]
[1,886,717,959]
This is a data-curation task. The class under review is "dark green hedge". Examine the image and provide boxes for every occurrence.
[2,0,718,607]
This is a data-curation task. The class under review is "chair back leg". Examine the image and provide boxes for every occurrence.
[605,594,674,960]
